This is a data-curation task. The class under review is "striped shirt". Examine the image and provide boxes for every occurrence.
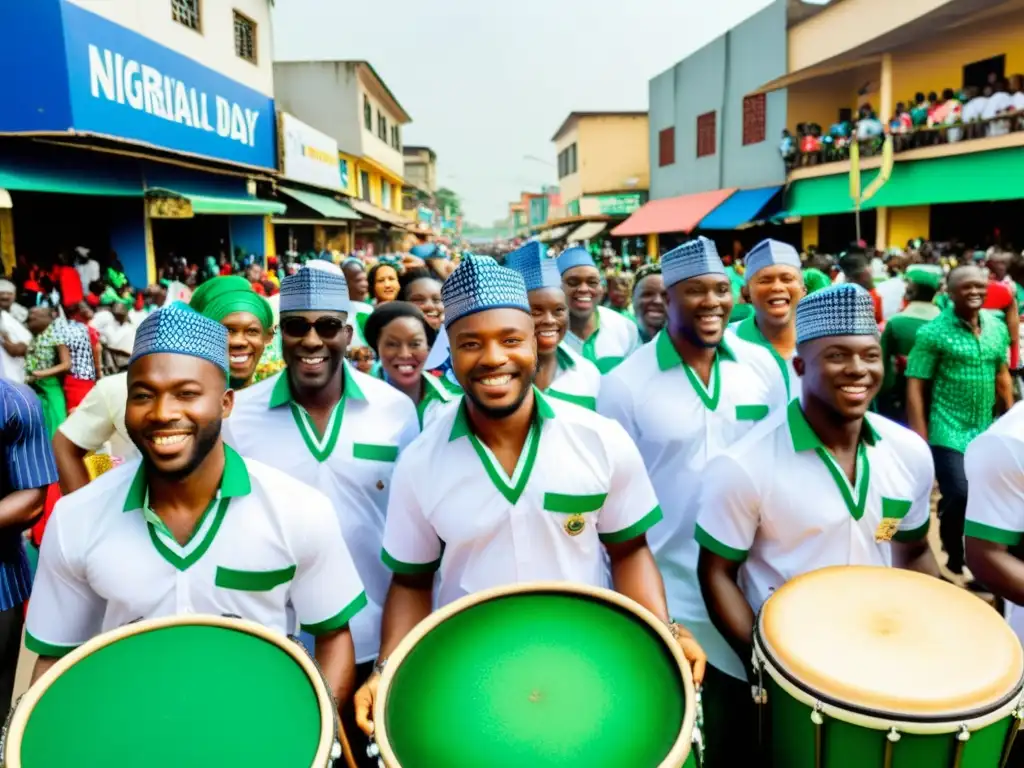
[0,380,59,610]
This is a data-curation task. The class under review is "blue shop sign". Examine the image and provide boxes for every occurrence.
[0,0,275,170]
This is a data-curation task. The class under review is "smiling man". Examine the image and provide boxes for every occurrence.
[26,303,366,717]
[695,284,939,763]
[632,264,667,344]
[557,246,641,373]
[223,266,415,767]
[354,253,706,737]
[505,241,600,410]
[727,239,806,399]
[598,236,786,768]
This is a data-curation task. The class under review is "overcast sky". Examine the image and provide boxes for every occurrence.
[272,0,774,224]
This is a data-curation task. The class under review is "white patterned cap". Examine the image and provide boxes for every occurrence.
[279,267,351,314]
[556,246,596,275]
[130,302,229,375]
[745,239,802,282]
[796,283,879,345]
[441,253,530,328]
[663,236,726,288]
[505,242,562,293]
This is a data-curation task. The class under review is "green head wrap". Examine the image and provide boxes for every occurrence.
[905,265,943,290]
[189,276,273,330]
[802,267,832,296]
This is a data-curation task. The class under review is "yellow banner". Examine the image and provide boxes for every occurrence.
[849,139,861,204]
[861,136,895,204]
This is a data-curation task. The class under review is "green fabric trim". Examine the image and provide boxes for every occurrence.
[352,443,399,462]
[786,398,880,452]
[466,419,540,505]
[695,524,748,562]
[964,520,1024,546]
[25,631,79,658]
[735,404,770,422]
[448,386,554,441]
[290,402,344,463]
[893,520,930,542]
[545,389,597,410]
[123,444,250,511]
[268,362,366,409]
[381,548,442,574]
[881,497,912,520]
[147,497,231,571]
[594,356,625,374]
[599,505,663,544]
[300,591,368,635]
[682,352,721,412]
[733,316,792,398]
[543,492,608,514]
[215,564,297,591]
[815,443,870,521]
[555,345,576,370]
[654,330,736,372]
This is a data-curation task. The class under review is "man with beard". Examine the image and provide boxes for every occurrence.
[632,264,667,344]
[557,246,640,373]
[353,254,705,736]
[727,239,806,399]
[26,304,366,714]
[223,267,415,768]
[598,236,785,768]
[696,285,939,762]
[505,241,600,410]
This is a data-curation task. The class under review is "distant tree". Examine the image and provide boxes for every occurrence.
[434,188,462,218]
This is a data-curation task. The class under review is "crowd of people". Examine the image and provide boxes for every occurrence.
[1,229,1023,765]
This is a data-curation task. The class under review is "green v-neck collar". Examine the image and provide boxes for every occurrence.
[734,316,792,398]
[269,363,366,462]
[655,330,736,411]
[417,372,461,427]
[448,387,555,504]
[579,310,601,365]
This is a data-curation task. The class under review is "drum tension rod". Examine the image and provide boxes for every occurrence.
[883,727,901,768]
[811,702,825,768]
[1000,705,1024,767]
[950,724,970,768]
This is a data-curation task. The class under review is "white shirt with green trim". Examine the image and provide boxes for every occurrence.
[695,399,933,639]
[546,344,601,411]
[726,316,801,400]
[223,364,417,663]
[598,329,787,681]
[564,306,642,374]
[25,445,365,659]
[348,300,374,349]
[381,389,662,609]
[965,401,1024,643]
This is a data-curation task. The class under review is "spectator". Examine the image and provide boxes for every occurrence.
[910,92,930,127]
[1010,74,1024,112]
[856,105,884,140]
[984,78,1014,135]
[840,251,884,324]
[0,282,31,384]
[983,248,1020,371]
[62,303,99,412]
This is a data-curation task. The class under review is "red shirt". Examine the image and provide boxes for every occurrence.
[983,280,1014,311]
[55,265,83,306]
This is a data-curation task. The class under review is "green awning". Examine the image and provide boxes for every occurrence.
[278,186,360,220]
[787,147,1024,217]
[147,187,286,216]
[0,167,142,197]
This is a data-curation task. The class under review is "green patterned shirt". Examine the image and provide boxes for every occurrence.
[906,308,1009,453]
[24,322,66,375]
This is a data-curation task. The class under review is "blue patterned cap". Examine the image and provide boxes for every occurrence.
[411,243,444,259]
[129,302,229,375]
[745,239,802,282]
[796,284,879,345]
[505,241,562,293]
[279,266,351,314]
[556,246,596,275]
[441,253,530,329]
[663,236,726,288]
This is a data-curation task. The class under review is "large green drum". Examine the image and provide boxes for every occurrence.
[753,566,1024,767]
[2,615,340,767]
[373,582,699,767]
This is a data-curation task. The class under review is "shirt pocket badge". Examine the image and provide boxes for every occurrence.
[875,497,912,542]
[543,492,608,537]
[735,404,770,422]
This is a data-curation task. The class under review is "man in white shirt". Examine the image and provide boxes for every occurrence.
[983,78,1014,135]
[0,281,27,325]
[962,85,989,125]
[0,281,31,383]
[354,253,705,738]
[27,303,366,715]
[727,239,805,400]
[598,236,785,767]
[223,267,416,767]
[557,246,641,373]
[696,284,939,763]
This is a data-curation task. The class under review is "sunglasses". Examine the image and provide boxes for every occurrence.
[280,317,346,340]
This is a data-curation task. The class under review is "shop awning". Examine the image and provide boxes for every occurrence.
[347,197,414,228]
[566,221,607,243]
[147,187,286,215]
[537,225,570,242]
[278,186,360,221]
[611,188,737,236]
[699,186,782,229]
[0,166,142,198]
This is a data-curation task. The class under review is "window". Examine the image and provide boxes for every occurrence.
[378,112,387,141]
[697,111,717,158]
[742,95,766,146]
[658,127,675,167]
[382,182,392,209]
[233,11,257,63]
[557,143,578,178]
[363,97,372,131]
[391,125,401,150]
[963,54,1006,91]
[171,0,200,31]
[360,171,371,202]
[568,143,577,174]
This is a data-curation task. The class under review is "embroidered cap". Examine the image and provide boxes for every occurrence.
[279,266,351,314]
[745,239,802,282]
[663,236,726,288]
[505,241,562,293]
[556,246,596,275]
[796,283,879,345]
[905,264,943,290]
[441,253,530,329]
[129,302,229,375]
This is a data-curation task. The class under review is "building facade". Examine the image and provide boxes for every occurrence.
[403,146,437,194]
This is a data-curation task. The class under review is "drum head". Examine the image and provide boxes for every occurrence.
[9,617,331,767]
[759,566,1024,719]
[378,584,691,768]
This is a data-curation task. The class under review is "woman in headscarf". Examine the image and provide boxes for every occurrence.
[188,275,278,389]
[363,301,460,430]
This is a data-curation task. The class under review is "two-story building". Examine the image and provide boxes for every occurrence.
[0,0,285,287]
[273,60,416,255]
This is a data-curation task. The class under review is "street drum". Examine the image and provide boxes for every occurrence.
[371,582,700,767]
[2,615,340,767]
[753,566,1024,767]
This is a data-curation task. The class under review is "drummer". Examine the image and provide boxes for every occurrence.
[25,304,367,713]
[504,241,601,409]
[695,284,939,734]
[354,253,706,735]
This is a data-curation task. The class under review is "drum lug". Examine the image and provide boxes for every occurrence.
[811,702,825,768]
[883,727,901,768]
[950,724,970,768]
[999,706,1024,767]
